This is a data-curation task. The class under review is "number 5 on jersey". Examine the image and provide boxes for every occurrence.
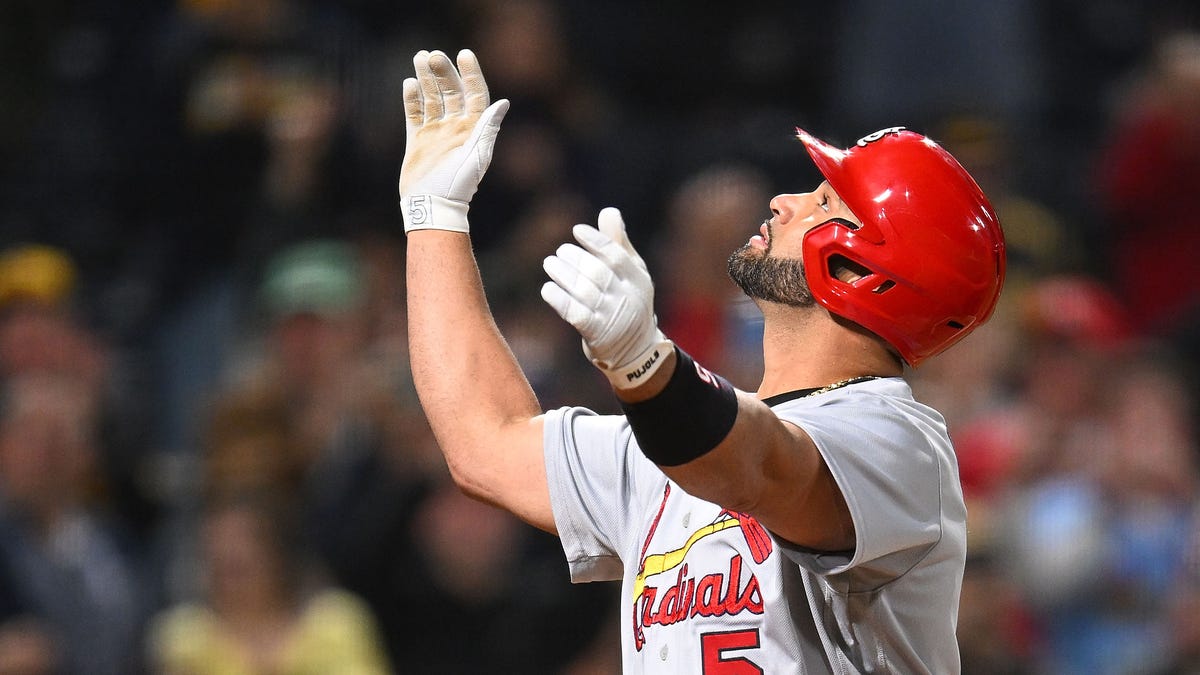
[702,629,763,675]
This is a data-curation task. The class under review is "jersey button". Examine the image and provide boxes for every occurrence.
[659,645,669,661]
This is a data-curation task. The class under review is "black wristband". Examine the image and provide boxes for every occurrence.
[620,348,739,466]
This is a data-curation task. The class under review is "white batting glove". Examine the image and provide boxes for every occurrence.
[541,208,675,390]
[399,49,509,233]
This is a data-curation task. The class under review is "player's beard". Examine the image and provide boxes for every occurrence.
[726,243,816,307]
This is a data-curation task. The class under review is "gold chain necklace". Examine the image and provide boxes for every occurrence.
[802,375,882,398]
[761,376,885,407]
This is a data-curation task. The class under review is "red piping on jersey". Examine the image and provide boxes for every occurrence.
[640,483,671,564]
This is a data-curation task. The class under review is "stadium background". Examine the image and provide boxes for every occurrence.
[0,0,1197,673]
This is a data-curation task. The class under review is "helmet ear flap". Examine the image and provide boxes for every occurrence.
[803,218,912,358]
[802,219,869,299]
[803,218,888,289]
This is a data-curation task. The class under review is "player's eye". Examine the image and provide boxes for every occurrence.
[819,193,830,211]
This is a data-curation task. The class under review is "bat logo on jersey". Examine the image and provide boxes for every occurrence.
[631,485,774,650]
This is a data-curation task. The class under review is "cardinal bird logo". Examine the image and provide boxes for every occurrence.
[718,508,773,564]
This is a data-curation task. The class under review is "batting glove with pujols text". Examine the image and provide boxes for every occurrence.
[399,49,508,233]
[541,208,675,390]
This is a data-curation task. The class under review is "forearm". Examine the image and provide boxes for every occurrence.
[617,350,852,550]
[397,49,553,531]
[616,356,779,509]
[661,398,853,551]
[406,231,542,493]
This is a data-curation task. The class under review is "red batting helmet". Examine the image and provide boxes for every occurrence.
[796,126,1006,367]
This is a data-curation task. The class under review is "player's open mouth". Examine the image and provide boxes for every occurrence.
[749,219,770,249]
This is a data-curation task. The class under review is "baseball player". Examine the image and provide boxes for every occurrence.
[400,49,1005,674]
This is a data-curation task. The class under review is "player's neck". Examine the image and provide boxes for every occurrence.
[754,303,902,399]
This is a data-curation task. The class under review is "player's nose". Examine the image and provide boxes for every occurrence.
[768,192,818,225]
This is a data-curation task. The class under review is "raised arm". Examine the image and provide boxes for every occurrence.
[401,49,552,532]
[541,210,853,550]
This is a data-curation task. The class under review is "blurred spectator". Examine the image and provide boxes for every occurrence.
[152,0,366,269]
[0,373,146,675]
[953,276,1200,675]
[481,190,615,412]
[0,244,102,389]
[460,0,620,251]
[202,386,302,502]
[0,1,159,347]
[933,115,1076,281]
[148,493,390,674]
[907,293,1020,439]
[1169,512,1200,674]
[909,115,1075,442]
[192,238,440,665]
[1098,352,1200,675]
[1095,30,1200,336]
[945,276,1135,673]
[380,478,616,673]
[0,616,59,675]
[957,553,1039,675]
[952,275,1134,502]
[655,164,775,390]
[1000,349,1200,674]
[188,222,618,671]
[0,244,76,310]
[208,238,432,554]
[0,243,160,537]
[931,275,1137,672]
[143,0,371,467]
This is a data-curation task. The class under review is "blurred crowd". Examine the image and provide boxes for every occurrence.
[0,0,1197,673]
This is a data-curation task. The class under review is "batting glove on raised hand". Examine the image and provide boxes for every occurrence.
[541,208,675,390]
[399,49,509,233]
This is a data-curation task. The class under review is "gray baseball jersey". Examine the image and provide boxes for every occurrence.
[543,377,966,674]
